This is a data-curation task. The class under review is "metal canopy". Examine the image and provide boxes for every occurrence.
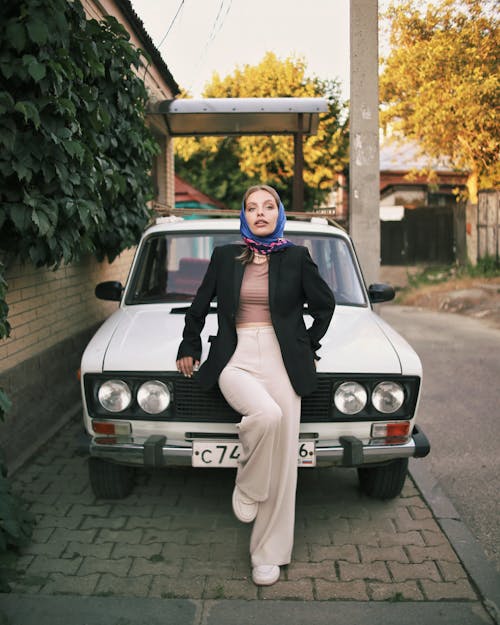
[150,97,328,137]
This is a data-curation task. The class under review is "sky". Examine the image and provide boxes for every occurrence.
[130,0,351,100]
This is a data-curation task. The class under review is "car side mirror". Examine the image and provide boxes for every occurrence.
[368,283,395,304]
[95,281,123,301]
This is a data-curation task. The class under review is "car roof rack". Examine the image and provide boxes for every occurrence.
[153,206,346,231]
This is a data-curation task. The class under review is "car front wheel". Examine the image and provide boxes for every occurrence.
[357,458,408,499]
[88,458,135,499]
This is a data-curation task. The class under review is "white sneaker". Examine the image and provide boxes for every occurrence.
[252,565,280,586]
[232,485,258,523]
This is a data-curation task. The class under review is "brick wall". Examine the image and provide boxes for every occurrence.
[0,250,135,471]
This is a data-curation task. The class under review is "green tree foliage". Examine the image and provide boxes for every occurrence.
[380,0,499,199]
[0,0,158,577]
[175,52,348,210]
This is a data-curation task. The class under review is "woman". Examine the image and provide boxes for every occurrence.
[176,185,335,586]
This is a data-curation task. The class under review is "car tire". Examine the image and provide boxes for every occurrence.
[88,458,135,499]
[357,458,408,499]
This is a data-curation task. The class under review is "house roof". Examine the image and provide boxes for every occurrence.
[175,175,229,210]
[380,139,459,173]
[115,0,180,96]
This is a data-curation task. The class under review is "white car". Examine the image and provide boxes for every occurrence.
[80,214,430,500]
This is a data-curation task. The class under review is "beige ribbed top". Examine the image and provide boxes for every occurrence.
[235,260,272,326]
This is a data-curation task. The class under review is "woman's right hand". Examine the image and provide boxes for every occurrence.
[176,356,200,378]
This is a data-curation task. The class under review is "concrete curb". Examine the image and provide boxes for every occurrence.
[410,459,500,625]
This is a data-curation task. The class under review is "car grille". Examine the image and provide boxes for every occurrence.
[174,376,333,423]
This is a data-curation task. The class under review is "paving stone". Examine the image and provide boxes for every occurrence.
[181,558,233,578]
[37,573,100,596]
[377,530,425,547]
[204,578,257,600]
[28,527,55,543]
[29,502,72,516]
[359,545,409,563]
[168,514,219,530]
[407,544,459,563]
[95,529,143,544]
[95,573,153,597]
[315,579,369,600]
[26,555,83,576]
[331,530,379,547]
[261,579,315,600]
[47,528,98,544]
[67,504,112,517]
[161,542,210,561]
[408,505,434,520]
[80,516,128,530]
[368,581,424,600]
[186,528,238,545]
[112,543,164,559]
[388,561,441,582]
[394,508,441,533]
[34,514,81,530]
[129,557,182,577]
[350,517,395,533]
[421,529,451,546]
[125,516,172,530]
[310,544,359,563]
[20,540,66,558]
[149,575,206,599]
[63,541,114,559]
[420,579,478,600]
[210,541,248,562]
[437,560,470,581]
[339,561,391,582]
[143,528,188,545]
[286,561,337,581]
[111,504,155,518]
[78,556,132,576]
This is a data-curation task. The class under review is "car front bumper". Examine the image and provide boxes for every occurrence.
[83,425,430,468]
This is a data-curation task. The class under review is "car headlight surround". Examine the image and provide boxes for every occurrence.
[334,381,368,415]
[372,381,405,414]
[137,380,171,414]
[98,380,132,413]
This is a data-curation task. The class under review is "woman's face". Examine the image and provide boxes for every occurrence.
[245,189,279,237]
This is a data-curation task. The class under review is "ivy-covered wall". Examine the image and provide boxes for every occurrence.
[0,0,178,472]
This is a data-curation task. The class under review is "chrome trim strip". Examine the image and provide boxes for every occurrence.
[89,437,417,467]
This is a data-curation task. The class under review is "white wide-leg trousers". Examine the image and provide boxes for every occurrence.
[218,326,301,566]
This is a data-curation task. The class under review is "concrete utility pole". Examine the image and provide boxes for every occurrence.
[349,0,380,286]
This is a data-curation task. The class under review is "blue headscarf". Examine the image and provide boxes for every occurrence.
[239,196,295,255]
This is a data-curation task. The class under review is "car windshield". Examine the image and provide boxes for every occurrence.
[125,231,367,306]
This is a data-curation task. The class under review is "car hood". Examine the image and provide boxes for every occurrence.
[81,304,420,376]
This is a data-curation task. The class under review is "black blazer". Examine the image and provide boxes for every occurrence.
[176,244,335,397]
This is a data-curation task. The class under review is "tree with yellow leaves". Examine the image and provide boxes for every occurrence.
[175,52,348,210]
[380,0,499,201]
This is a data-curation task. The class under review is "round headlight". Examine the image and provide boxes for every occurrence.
[372,381,405,413]
[98,380,131,413]
[334,381,368,415]
[137,380,171,414]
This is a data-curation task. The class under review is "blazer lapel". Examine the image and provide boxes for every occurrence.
[233,256,245,313]
[268,250,283,309]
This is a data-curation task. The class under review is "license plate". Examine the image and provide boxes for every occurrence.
[192,440,316,468]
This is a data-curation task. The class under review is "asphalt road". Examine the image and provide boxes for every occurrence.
[379,303,500,574]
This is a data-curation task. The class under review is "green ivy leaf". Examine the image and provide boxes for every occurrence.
[26,18,50,45]
[27,59,46,82]
[14,101,41,129]
[5,22,26,53]
[31,209,52,236]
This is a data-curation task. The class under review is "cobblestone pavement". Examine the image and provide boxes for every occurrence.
[3,416,480,604]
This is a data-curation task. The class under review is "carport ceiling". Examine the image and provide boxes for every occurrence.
[150,97,328,136]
